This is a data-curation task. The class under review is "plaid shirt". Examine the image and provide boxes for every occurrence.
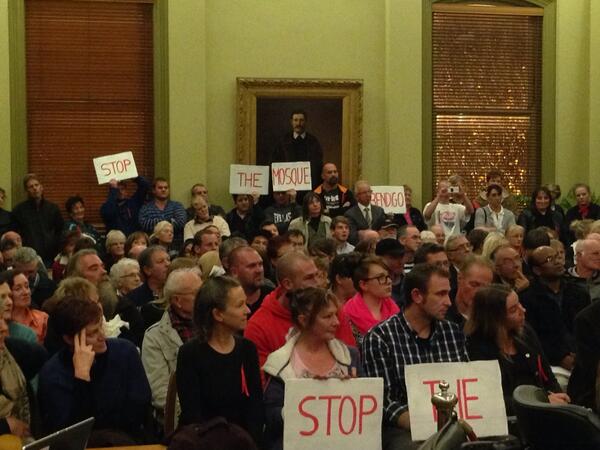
[361,312,468,425]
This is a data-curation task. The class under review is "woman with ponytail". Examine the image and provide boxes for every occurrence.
[175,276,264,447]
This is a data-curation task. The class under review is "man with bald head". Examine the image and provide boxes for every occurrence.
[446,256,494,327]
[228,246,273,317]
[244,251,355,374]
[313,162,355,217]
[567,238,600,303]
[344,180,386,245]
[492,244,529,292]
[520,245,590,370]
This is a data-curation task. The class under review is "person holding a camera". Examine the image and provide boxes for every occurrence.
[423,179,474,242]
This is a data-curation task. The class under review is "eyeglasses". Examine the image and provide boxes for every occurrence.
[363,274,392,285]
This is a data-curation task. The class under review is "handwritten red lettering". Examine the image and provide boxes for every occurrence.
[338,396,357,435]
[298,396,318,436]
[462,378,482,420]
[358,394,378,433]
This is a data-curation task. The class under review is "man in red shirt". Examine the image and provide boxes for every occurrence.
[244,251,355,375]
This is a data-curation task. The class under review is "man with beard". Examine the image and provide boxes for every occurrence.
[520,245,590,371]
[362,264,467,450]
[313,163,355,217]
[272,109,323,189]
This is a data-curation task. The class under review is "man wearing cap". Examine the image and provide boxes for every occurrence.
[314,163,355,217]
[378,219,399,241]
[345,180,386,245]
[375,238,406,306]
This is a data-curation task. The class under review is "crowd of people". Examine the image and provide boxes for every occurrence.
[0,164,600,450]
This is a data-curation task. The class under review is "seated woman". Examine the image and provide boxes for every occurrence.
[150,221,179,260]
[64,196,101,248]
[103,230,126,272]
[288,192,332,248]
[6,270,47,344]
[263,287,361,450]
[0,297,31,446]
[125,231,150,259]
[465,284,570,414]
[176,276,263,447]
[38,297,151,445]
[342,256,399,345]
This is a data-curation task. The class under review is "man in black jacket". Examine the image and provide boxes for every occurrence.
[520,245,590,371]
[10,174,63,267]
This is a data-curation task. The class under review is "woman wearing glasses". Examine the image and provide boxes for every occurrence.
[342,256,399,345]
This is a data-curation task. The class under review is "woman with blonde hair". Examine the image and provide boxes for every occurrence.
[104,230,126,271]
[151,221,178,260]
[481,231,509,260]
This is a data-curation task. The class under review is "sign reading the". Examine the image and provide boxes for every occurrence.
[271,161,312,191]
[405,361,507,441]
[229,164,270,195]
[93,151,138,184]
[283,378,383,450]
[370,186,406,214]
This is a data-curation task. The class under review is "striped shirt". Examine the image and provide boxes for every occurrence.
[138,200,187,233]
[361,312,468,424]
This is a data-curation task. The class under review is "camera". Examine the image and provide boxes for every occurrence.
[448,186,460,194]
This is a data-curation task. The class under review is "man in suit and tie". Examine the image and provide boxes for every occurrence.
[344,180,386,245]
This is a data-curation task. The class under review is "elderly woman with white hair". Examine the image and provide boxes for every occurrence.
[109,259,145,347]
[150,221,179,260]
[103,230,126,272]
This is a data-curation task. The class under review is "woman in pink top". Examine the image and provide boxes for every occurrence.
[342,256,400,344]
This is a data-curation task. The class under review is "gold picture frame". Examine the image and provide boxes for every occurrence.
[236,77,363,187]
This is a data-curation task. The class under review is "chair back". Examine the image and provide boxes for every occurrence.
[164,370,178,436]
[512,385,600,450]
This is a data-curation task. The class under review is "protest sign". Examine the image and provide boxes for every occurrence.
[405,361,507,441]
[370,186,406,214]
[271,161,312,191]
[93,151,138,184]
[283,378,383,450]
[229,164,270,195]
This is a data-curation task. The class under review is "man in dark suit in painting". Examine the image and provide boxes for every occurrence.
[272,109,323,190]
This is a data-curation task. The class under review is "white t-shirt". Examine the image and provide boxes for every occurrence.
[424,202,469,239]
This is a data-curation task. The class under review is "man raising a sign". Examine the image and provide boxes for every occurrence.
[362,264,468,449]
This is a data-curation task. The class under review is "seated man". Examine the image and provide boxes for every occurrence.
[38,297,151,443]
[127,246,171,307]
[566,238,600,302]
[330,216,354,255]
[492,244,529,293]
[520,245,590,371]
[186,183,226,220]
[362,264,468,450]
[244,251,355,378]
[264,191,302,235]
[142,268,202,423]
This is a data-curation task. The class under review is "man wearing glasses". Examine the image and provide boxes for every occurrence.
[344,179,386,245]
[445,234,473,299]
[362,263,467,450]
[520,245,590,371]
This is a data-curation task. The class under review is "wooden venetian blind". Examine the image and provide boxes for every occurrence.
[432,3,543,201]
[25,0,154,227]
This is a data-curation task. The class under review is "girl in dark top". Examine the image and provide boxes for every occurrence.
[176,276,264,447]
[465,284,570,414]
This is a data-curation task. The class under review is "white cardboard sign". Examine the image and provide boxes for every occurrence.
[283,378,384,450]
[271,161,312,191]
[229,164,270,195]
[405,361,507,441]
[370,186,406,214]
[93,151,138,184]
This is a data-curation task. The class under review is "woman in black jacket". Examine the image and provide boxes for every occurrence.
[517,186,567,243]
[465,284,569,414]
